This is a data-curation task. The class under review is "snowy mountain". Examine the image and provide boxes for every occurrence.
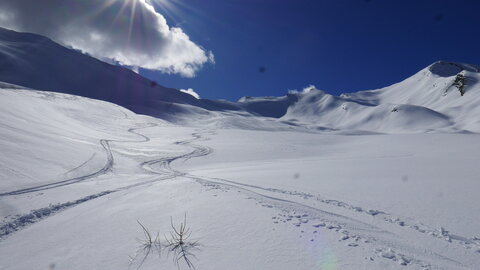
[0,27,248,120]
[233,60,480,133]
[1,28,480,270]
[245,60,480,133]
[0,27,196,107]
[2,27,480,133]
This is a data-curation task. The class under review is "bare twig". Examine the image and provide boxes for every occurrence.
[129,220,161,270]
[130,214,200,270]
[165,214,200,269]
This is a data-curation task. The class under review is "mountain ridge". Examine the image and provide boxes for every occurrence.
[1,27,480,133]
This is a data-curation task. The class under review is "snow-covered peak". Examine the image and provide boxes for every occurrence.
[280,62,480,133]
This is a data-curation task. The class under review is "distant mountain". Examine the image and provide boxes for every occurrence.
[280,61,480,132]
[0,27,248,118]
[1,27,480,133]
[0,28,197,104]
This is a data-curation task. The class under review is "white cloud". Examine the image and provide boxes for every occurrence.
[288,85,318,95]
[180,88,200,99]
[0,0,213,77]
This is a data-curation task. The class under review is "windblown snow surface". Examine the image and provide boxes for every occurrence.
[1,28,480,270]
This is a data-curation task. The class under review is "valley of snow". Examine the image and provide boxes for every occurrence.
[1,84,480,270]
[1,27,480,270]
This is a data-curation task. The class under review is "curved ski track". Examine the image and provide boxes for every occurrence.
[1,125,479,269]
[0,123,155,197]
[156,131,478,270]
[129,128,479,269]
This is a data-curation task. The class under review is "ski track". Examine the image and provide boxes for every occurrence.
[1,126,479,269]
[0,124,211,242]
[63,152,97,175]
[0,139,113,196]
[132,128,478,269]
[0,190,114,240]
[167,131,476,269]
[0,123,155,197]
[199,176,480,253]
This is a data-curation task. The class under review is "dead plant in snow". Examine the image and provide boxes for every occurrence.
[165,214,200,269]
[129,220,161,269]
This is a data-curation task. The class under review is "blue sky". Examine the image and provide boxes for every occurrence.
[142,0,480,101]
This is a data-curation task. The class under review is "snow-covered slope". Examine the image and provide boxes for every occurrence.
[335,61,480,132]
[1,84,480,270]
[280,62,480,133]
[0,27,205,108]
[0,27,254,120]
[0,85,155,192]
[2,27,480,133]
[0,27,295,126]
[280,87,453,133]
